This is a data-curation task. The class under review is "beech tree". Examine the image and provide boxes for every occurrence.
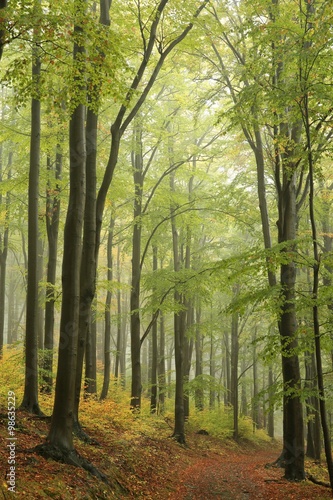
[20,0,43,415]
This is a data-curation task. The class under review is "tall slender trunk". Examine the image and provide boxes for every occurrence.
[150,246,158,413]
[73,0,110,434]
[20,9,42,413]
[231,304,239,440]
[100,213,114,400]
[158,311,166,412]
[42,149,62,393]
[130,123,143,409]
[304,86,333,489]
[0,150,10,355]
[194,305,204,410]
[114,245,123,380]
[170,170,186,444]
[267,363,275,438]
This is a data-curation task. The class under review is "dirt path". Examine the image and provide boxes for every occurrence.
[169,447,332,499]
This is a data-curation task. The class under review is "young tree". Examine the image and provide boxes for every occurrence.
[42,0,87,459]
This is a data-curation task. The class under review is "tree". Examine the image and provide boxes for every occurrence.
[20,0,43,414]
[41,141,62,393]
[42,0,87,459]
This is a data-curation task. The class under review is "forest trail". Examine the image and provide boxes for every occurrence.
[169,445,332,500]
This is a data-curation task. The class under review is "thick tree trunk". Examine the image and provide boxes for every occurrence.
[73,104,97,438]
[277,166,304,480]
[100,214,114,400]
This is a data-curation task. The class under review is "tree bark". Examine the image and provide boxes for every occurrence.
[231,302,239,440]
[20,11,42,413]
[150,246,158,413]
[130,123,143,409]
[194,305,204,410]
[47,3,86,450]
[100,213,114,400]
[41,148,62,393]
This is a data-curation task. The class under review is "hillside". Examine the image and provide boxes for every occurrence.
[0,394,331,499]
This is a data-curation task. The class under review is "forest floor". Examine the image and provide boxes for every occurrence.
[0,398,332,499]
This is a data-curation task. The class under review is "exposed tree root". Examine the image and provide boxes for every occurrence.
[34,443,109,484]
[306,473,331,489]
[170,432,187,446]
[18,402,45,417]
[265,453,285,469]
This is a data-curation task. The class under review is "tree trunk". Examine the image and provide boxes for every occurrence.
[276,149,304,479]
[224,330,231,406]
[231,306,239,440]
[73,103,97,438]
[114,245,124,381]
[47,5,86,451]
[170,170,185,444]
[252,329,260,431]
[130,123,143,410]
[41,148,62,393]
[150,246,158,413]
[209,326,216,410]
[194,305,204,410]
[85,303,97,395]
[100,213,114,400]
[20,16,42,414]
[304,87,333,488]
[267,363,275,439]
[0,150,10,355]
[158,311,166,412]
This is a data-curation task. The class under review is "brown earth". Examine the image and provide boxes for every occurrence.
[0,409,332,499]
